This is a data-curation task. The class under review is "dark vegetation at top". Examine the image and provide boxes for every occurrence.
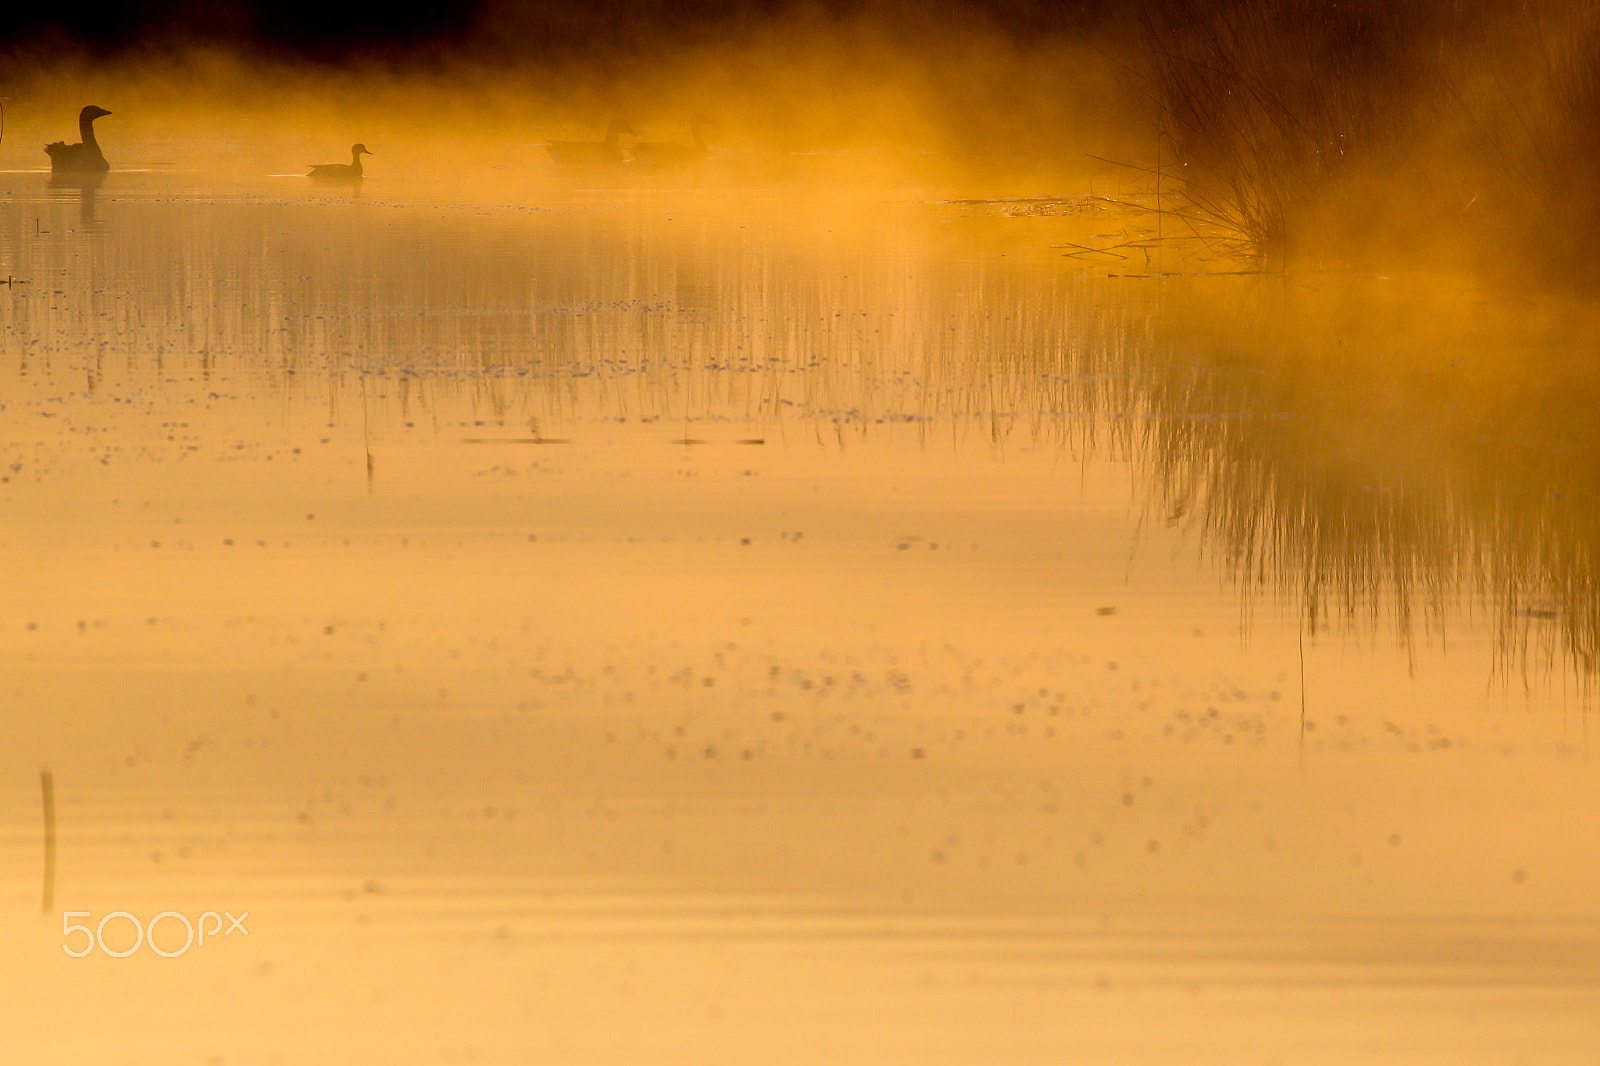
[0,0,1119,63]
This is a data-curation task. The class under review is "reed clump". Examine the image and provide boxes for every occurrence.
[1134,0,1434,261]
[1133,0,1600,286]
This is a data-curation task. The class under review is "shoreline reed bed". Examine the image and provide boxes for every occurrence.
[1131,0,1600,289]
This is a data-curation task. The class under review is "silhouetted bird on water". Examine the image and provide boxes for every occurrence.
[308,144,371,182]
[631,115,713,167]
[545,118,636,167]
[45,106,111,173]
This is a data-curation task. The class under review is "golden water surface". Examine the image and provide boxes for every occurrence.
[1,153,1598,1063]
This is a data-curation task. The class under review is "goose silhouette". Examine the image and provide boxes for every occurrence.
[45,106,112,173]
[631,115,713,167]
[308,144,371,181]
[546,118,636,167]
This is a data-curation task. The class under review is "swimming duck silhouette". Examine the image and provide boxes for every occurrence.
[631,115,713,167]
[545,118,636,167]
[308,144,371,182]
[45,105,112,173]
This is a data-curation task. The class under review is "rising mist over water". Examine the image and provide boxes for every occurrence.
[7,0,1600,285]
[1,0,1140,189]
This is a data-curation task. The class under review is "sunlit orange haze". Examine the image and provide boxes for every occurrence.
[2,1,1599,1063]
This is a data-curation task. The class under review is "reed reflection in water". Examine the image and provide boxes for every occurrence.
[0,172,1597,1064]
[6,179,1590,683]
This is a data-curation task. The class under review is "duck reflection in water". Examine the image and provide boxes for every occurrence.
[48,170,105,227]
[546,118,636,167]
[45,105,112,173]
[308,143,371,182]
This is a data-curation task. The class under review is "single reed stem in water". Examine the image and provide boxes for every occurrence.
[41,768,57,915]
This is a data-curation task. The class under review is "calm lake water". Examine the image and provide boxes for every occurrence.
[1,157,1598,1063]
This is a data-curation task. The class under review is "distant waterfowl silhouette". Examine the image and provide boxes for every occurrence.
[45,105,111,173]
[308,143,371,182]
[545,118,636,167]
[631,115,713,167]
